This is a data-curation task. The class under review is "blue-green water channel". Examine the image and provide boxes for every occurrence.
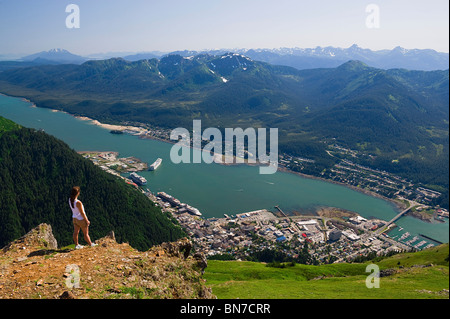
[0,94,448,245]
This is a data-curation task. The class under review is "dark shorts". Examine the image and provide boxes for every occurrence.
[73,218,88,229]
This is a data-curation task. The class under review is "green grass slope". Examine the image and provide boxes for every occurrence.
[204,244,449,299]
[0,115,20,135]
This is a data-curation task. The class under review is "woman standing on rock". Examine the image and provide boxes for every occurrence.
[69,186,97,249]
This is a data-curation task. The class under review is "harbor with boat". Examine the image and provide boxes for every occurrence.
[389,228,440,251]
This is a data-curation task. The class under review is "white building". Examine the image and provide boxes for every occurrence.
[296,219,318,227]
[349,216,367,225]
[342,230,360,241]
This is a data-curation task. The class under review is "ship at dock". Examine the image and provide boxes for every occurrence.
[156,192,202,216]
[129,172,147,186]
[149,158,162,171]
[181,203,202,217]
[157,192,181,207]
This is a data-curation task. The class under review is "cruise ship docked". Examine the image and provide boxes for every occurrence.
[157,192,181,207]
[182,204,202,216]
[156,192,202,216]
[149,158,162,171]
[129,172,147,186]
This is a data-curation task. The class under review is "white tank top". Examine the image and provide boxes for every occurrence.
[69,198,84,220]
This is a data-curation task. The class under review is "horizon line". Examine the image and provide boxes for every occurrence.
[2,44,449,58]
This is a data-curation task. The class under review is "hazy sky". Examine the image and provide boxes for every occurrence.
[0,0,448,56]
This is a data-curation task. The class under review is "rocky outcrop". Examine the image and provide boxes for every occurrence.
[160,237,192,259]
[0,224,215,299]
[2,223,58,253]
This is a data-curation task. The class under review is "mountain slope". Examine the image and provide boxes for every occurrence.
[0,55,448,204]
[0,118,185,250]
[204,244,449,299]
[169,45,449,71]
[0,115,20,135]
[21,48,87,64]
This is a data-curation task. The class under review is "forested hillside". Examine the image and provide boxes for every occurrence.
[0,117,185,250]
[0,55,448,206]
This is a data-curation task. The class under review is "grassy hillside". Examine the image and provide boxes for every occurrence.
[0,115,20,135]
[204,244,449,299]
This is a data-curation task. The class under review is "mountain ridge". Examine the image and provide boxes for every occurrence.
[0,55,448,207]
[166,44,450,71]
[3,44,448,71]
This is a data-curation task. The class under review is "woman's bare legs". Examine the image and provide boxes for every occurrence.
[80,225,93,246]
[73,224,81,246]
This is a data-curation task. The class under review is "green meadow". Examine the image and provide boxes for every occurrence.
[204,244,449,299]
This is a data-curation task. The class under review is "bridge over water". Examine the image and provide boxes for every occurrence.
[376,206,415,235]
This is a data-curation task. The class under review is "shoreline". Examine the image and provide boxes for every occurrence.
[276,166,408,213]
[74,115,148,134]
[0,93,427,217]
[79,112,408,214]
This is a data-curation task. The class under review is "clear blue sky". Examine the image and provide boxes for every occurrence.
[0,0,448,56]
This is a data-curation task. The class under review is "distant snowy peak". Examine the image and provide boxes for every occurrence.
[18,45,448,71]
[393,46,407,52]
[206,53,254,76]
[220,52,253,61]
[21,48,86,64]
[157,45,448,72]
[236,45,449,71]
[247,44,407,55]
[48,48,69,53]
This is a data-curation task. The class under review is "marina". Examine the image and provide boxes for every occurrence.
[419,234,444,245]
[399,232,410,241]
[405,236,419,245]
[414,240,427,249]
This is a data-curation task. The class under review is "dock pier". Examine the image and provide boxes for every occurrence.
[274,205,288,217]
[419,234,443,245]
